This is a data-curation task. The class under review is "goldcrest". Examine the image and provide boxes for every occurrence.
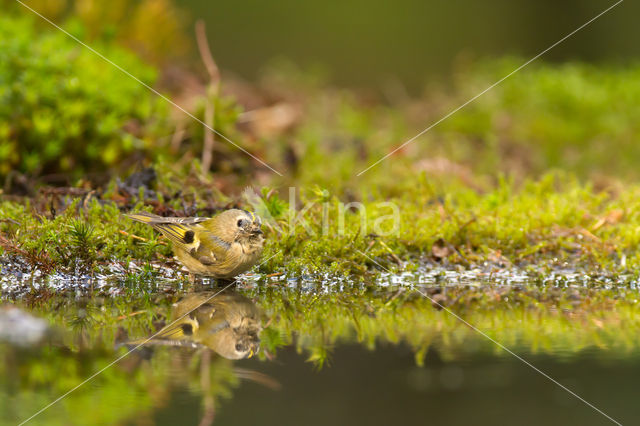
[128,209,264,279]
[130,291,261,359]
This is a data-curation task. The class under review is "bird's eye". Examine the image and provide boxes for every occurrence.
[237,219,245,227]
[235,343,244,352]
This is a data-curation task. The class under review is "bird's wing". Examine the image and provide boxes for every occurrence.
[154,315,199,340]
[128,212,231,266]
[164,224,233,266]
[195,228,233,262]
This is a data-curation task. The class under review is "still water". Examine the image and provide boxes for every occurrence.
[1,272,638,425]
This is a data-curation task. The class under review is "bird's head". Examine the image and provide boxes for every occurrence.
[208,326,260,359]
[224,209,263,243]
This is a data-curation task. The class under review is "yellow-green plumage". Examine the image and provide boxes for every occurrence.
[128,209,264,279]
[128,291,261,359]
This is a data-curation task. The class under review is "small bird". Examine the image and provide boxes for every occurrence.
[128,291,262,359]
[127,209,264,279]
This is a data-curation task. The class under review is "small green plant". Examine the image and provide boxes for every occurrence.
[67,219,96,269]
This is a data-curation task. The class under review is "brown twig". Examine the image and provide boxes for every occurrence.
[201,98,215,172]
[196,21,220,83]
[234,368,282,390]
[195,20,221,173]
[0,233,55,274]
[0,218,20,226]
[199,349,216,426]
[116,310,147,321]
[119,230,167,245]
[379,240,403,266]
[170,122,186,154]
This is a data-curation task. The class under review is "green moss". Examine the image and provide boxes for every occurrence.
[0,14,170,179]
[1,171,639,278]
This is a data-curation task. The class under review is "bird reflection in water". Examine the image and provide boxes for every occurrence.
[122,292,278,426]
[131,290,261,360]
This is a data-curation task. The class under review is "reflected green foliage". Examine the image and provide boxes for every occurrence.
[0,290,240,425]
[1,283,639,424]
[249,283,640,367]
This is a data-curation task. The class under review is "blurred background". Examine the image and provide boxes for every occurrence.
[180,0,638,91]
[2,0,639,191]
[0,0,640,194]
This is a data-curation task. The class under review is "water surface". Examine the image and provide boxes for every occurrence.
[0,270,637,425]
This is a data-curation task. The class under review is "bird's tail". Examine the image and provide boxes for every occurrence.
[127,211,165,224]
[126,212,203,249]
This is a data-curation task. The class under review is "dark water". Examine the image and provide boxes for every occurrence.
[199,346,636,426]
[179,0,639,90]
[1,273,637,426]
